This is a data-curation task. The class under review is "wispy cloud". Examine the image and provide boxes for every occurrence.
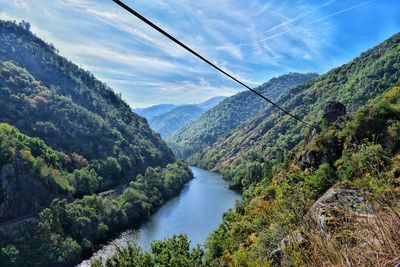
[0,0,396,107]
[254,0,375,43]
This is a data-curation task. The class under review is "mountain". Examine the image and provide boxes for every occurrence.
[137,96,226,137]
[167,73,318,158]
[0,20,196,267]
[134,104,177,120]
[0,20,175,220]
[191,32,400,189]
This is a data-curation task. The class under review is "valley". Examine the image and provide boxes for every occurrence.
[0,2,399,267]
[78,166,241,266]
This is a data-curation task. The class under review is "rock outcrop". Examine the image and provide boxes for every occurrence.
[323,101,346,124]
[308,185,374,233]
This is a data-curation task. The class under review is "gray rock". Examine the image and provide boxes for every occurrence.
[323,101,346,124]
[308,186,374,232]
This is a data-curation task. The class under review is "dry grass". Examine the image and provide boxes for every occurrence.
[284,206,400,267]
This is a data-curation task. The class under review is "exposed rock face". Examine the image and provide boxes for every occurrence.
[304,123,321,146]
[308,185,374,232]
[270,186,375,264]
[323,101,346,124]
[300,130,343,171]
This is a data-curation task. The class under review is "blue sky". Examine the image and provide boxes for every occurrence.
[0,0,399,107]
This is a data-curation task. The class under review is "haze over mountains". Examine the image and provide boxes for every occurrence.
[134,96,226,137]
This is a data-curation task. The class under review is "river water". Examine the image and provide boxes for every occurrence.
[78,166,241,266]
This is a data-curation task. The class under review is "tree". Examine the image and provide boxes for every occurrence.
[71,168,99,196]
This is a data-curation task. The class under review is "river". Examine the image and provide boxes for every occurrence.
[78,166,241,266]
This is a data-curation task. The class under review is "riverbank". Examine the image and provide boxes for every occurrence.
[78,167,241,266]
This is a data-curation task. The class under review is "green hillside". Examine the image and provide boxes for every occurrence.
[90,35,400,267]
[0,20,174,190]
[167,73,317,158]
[204,86,400,266]
[193,32,400,189]
[0,20,193,267]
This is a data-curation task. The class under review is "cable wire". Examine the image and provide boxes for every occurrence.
[112,0,313,128]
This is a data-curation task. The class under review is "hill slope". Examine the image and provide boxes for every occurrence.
[0,20,175,220]
[167,73,318,158]
[193,32,400,189]
[205,85,400,266]
[135,96,225,137]
[147,96,226,137]
[0,20,174,177]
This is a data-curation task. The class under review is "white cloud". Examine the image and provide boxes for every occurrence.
[2,0,372,107]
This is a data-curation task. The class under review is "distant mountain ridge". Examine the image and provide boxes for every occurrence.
[167,73,318,158]
[134,104,177,120]
[135,96,226,137]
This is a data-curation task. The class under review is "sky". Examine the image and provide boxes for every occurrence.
[0,0,399,108]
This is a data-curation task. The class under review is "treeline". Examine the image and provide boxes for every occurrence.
[0,161,193,267]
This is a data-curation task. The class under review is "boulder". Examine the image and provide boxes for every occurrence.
[323,101,346,124]
[308,185,374,233]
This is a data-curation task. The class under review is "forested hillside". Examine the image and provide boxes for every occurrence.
[0,20,195,267]
[193,32,400,189]
[0,20,174,192]
[204,86,400,266]
[167,73,318,158]
[0,123,72,221]
[136,96,226,137]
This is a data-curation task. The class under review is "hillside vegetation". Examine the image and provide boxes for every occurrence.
[204,86,400,266]
[0,160,192,267]
[193,32,400,190]
[0,20,194,267]
[134,104,177,120]
[167,73,317,158]
[0,20,174,187]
